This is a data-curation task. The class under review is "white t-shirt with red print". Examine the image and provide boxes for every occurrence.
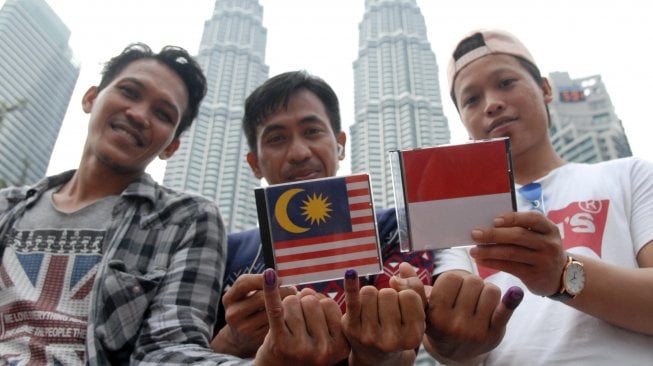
[435,157,653,365]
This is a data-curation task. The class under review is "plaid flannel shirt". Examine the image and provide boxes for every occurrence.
[0,170,252,365]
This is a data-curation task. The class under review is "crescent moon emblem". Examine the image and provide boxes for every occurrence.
[275,188,309,234]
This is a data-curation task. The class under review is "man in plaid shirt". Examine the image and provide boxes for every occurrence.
[0,43,252,365]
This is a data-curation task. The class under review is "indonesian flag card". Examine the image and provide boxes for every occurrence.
[389,138,516,251]
[255,174,383,286]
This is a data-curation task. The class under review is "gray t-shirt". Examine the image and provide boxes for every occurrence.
[0,187,117,365]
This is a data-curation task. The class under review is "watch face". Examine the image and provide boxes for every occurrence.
[564,262,585,295]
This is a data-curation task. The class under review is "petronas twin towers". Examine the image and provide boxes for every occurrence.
[163,0,268,232]
[351,0,449,208]
[163,0,450,232]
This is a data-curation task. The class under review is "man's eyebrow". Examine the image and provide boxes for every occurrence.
[120,77,180,115]
[459,67,515,96]
[260,123,286,137]
[120,77,145,89]
[458,83,476,98]
[160,99,180,117]
[298,114,328,125]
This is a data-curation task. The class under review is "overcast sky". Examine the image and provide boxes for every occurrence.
[4,0,649,181]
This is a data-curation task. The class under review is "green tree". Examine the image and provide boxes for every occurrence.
[0,158,30,190]
[0,99,27,129]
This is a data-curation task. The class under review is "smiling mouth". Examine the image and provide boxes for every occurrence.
[287,169,321,181]
[488,117,518,134]
[111,122,144,147]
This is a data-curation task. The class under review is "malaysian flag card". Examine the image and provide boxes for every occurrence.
[389,138,516,251]
[255,174,383,286]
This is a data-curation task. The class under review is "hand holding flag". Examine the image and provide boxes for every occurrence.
[389,138,516,251]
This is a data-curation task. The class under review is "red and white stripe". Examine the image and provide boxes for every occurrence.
[275,174,382,286]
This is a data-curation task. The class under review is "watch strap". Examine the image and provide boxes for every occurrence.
[548,290,574,301]
[547,255,574,302]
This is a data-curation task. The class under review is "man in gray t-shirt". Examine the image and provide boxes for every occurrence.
[0,43,242,365]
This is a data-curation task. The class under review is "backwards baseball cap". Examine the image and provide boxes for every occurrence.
[447,29,537,99]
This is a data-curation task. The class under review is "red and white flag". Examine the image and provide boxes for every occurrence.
[391,138,515,251]
[256,174,382,285]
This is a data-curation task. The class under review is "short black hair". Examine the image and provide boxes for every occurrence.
[98,43,207,139]
[452,32,486,62]
[242,70,341,153]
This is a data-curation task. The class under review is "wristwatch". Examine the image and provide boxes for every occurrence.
[548,255,585,301]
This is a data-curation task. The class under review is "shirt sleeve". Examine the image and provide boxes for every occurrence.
[630,158,653,254]
[433,247,476,276]
[131,201,252,365]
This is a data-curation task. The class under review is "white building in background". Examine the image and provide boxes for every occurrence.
[351,0,450,208]
[163,0,268,232]
[0,0,79,185]
[548,71,631,163]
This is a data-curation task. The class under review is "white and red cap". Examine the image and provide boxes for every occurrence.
[447,29,537,96]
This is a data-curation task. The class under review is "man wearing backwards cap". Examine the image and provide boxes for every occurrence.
[425,29,653,365]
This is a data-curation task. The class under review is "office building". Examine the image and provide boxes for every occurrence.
[548,71,631,163]
[0,0,79,185]
[163,0,268,232]
[351,0,450,208]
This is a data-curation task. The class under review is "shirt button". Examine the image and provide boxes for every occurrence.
[132,286,141,294]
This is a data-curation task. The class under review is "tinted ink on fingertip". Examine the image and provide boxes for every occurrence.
[264,268,276,287]
[502,286,524,310]
[345,269,357,280]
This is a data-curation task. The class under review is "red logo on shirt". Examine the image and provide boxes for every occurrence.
[478,200,609,279]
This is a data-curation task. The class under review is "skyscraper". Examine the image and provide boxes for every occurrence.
[351,0,449,208]
[548,71,631,163]
[163,0,268,232]
[0,0,79,186]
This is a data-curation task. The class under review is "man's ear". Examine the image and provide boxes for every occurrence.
[542,77,553,104]
[159,139,180,160]
[246,151,263,179]
[336,131,347,160]
[82,86,98,114]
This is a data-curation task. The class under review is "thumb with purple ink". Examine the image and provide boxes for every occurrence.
[491,286,524,330]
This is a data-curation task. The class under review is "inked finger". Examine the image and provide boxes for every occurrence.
[343,269,362,320]
[491,286,524,330]
[262,268,285,334]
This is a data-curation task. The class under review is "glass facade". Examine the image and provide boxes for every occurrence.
[351,0,449,208]
[548,71,631,163]
[0,0,79,185]
[163,0,268,232]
